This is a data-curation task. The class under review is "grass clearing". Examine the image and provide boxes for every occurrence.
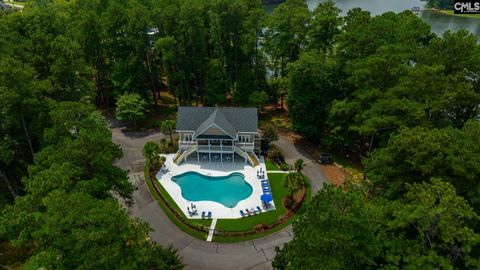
[330,151,365,181]
[265,159,280,171]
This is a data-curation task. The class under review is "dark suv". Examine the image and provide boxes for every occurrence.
[318,153,333,164]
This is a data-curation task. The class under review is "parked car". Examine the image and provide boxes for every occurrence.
[318,153,333,164]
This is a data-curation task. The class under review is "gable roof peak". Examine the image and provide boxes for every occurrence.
[193,108,237,139]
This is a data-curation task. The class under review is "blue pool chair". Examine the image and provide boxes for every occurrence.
[208,211,212,218]
[256,206,262,212]
[240,210,245,217]
[201,211,206,218]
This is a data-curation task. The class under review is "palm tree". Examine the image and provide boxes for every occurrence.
[284,172,305,197]
[160,120,176,145]
[143,141,161,170]
[294,159,304,173]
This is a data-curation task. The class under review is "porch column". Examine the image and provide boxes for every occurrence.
[197,151,199,163]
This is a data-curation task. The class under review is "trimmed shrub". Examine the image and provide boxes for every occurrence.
[267,145,285,164]
[280,163,290,171]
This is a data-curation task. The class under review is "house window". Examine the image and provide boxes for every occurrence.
[184,134,192,141]
[239,135,250,143]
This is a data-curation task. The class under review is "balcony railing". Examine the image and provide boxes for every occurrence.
[197,145,233,152]
[179,141,196,150]
[235,142,254,151]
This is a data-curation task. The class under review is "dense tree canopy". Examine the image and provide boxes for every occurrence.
[0,1,186,267]
[274,181,480,269]
[2,0,480,268]
[365,121,480,210]
[427,0,453,9]
[287,52,338,139]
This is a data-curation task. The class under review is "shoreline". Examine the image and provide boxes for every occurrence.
[425,8,480,19]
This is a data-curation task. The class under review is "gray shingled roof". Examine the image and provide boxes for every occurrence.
[176,107,258,136]
[193,109,237,139]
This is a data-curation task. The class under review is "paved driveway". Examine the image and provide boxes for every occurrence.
[272,136,328,193]
[110,120,294,270]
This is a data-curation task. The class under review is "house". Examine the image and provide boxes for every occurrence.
[174,106,261,166]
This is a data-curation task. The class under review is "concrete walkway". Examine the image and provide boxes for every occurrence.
[109,120,294,270]
[267,170,293,174]
[206,219,217,242]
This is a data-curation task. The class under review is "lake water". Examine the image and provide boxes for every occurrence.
[267,0,480,37]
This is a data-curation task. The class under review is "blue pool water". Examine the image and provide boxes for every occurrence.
[172,172,253,208]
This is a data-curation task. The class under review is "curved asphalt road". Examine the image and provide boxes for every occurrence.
[109,120,327,270]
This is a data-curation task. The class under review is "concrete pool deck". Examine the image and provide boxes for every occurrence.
[156,154,276,219]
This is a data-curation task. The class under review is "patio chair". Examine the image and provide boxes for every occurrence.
[208,211,212,218]
[201,211,206,218]
[246,208,250,215]
[240,210,245,217]
[256,206,262,212]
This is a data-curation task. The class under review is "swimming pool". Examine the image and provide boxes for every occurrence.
[171,172,253,208]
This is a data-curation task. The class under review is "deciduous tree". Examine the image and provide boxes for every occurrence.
[115,92,147,127]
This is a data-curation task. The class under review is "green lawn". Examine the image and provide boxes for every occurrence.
[214,173,312,242]
[215,173,288,232]
[265,159,280,171]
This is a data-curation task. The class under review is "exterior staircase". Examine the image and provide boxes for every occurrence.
[233,146,259,167]
[173,146,197,165]
[248,153,260,167]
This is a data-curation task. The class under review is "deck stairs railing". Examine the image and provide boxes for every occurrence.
[173,145,197,165]
[233,146,259,167]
